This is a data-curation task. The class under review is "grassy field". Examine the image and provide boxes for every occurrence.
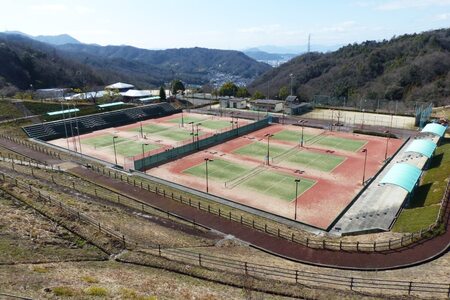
[0,100,23,120]
[283,151,346,172]
[183,158,251,181]
[243,170,316,202]
[393,138,449,232]
[82,134,128,148]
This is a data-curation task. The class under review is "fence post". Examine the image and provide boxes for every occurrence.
[306,238,309,247]
[447,284,450,298]
[158,244,161,256]
[98,223,101,231]
[244,262,248,275]
[240,216,243,224]
[295,270,298,283]
[252,220,255,228]
[401,236,404,247]
[219,208,221,217]
[198,253,202,266]
[388,239,392,250]
[198,201,201,210]
[350,277,354,290]
[208,205,210,213]
[122,235,126,248]
[373,241,376,252]
[339,240,342,250]
[356,241,359,252]
[322,240,326,249]
[291,233,294,242]
[408,282,412,295]
[264,224,267,233]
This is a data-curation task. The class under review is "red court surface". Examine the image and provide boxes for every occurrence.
[148,124,404,230]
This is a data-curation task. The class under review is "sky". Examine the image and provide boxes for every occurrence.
[0,0,449,51]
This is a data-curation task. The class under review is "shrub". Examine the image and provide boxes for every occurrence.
[85,286,108,296]
[53,286,76,296]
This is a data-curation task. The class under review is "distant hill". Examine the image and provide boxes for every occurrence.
[4,31,81,45]
[249,28,450,105]
[56,44,271,86]
[34,34,81,45]
[0,33,103,90]
[0,33,270,92]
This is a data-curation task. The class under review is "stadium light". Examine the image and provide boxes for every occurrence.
[265,133,274,165]
[112,136,119,165]
[362,148,368,185]
[141,143,149,162]
[204,158,214,193]
[294,178,301,220]
[298,120,307,147]
[181,111,184,127]
[139,114,144,138]
[384,131,390,160]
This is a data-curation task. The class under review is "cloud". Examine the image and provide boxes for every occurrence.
[434,12,450,20]
[375,0,450,10]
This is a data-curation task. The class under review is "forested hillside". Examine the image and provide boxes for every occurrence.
[0,33,103,92]
[250,28,450,105]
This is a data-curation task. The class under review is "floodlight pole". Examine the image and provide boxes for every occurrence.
[140,115,144,138]
[290,73,294,96]
[196,123,201,149]
[113,136,118,166]
[384,131,390,160]
[141,143,148,161]
[265,134,274,166]
[295,178,301,220]
[61,101,70,150]
[189,122,195,143]
[181,111,184,127]
[298,120,307,147]
[204,158,213,193]
[362,148,368,185]
[73,103,82,157]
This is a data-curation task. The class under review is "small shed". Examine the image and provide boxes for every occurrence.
[249,99,284,112]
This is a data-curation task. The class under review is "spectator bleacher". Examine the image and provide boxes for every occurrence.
[23,103,178,141]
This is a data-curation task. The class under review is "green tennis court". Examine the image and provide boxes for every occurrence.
[314,136,367,152]
[82,134,128,148]
[243,170,316,202]
[200,119,233,130]
[114,140,160,157]
[233,141,288,159]
[183,158,250,181]
[155,128,206,142]
[283,151,346,172]
[272,129,366,152]
[168,116,206,124]
[273,129,315,143]
[128,124,170,134]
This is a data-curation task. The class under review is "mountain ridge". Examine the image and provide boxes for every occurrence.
[249,28,450,105]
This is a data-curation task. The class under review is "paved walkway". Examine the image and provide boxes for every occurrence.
[1,137,449,270]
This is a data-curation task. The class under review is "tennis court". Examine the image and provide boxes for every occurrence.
[273,129,366,152]
[82,134,127,149]
[148,123,404,229]
[183,158,316,202]
[183,158,250,181]
[243,170,316,202]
